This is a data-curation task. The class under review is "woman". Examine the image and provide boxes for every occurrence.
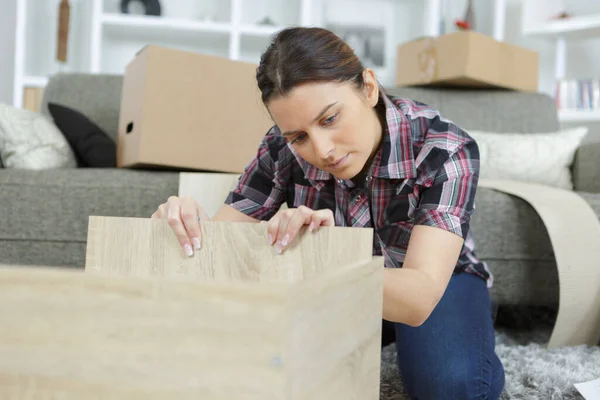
[151,27,505,399]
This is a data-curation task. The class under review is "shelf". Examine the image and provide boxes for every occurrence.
[239,24,286,36]
[240,0,301,27]
[22,75,48,88]
[104,0,231,23]
[102,13,232,36]
[558,109,600,122]
[524,14,600,39]
[100,13,230,75]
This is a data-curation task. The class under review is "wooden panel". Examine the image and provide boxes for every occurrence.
[177,172,289,218]
[479,179,600,348]
[178,172,241,218]
[22,87,44,113]
[289,257,384,400]
[0,266,287,399]
[0,217,384,399]
[85,216,374,282]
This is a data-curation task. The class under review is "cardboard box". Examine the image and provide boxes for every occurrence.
[117,45,274,173]
[396,31,539,92]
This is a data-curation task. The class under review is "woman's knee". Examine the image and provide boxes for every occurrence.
[399,357,501,400]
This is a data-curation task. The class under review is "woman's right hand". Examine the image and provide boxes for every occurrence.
[151,196,209,257]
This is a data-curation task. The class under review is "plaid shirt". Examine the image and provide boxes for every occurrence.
[226,92,493,288]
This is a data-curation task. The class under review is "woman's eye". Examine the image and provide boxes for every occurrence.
[291,133,307,144]
[324,113,338,125]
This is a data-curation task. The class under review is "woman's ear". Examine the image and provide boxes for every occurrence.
[362,68,380,108]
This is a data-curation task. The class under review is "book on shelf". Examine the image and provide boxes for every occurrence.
[554,78,600,111]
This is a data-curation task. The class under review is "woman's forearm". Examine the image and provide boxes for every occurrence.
[382,267,439,326]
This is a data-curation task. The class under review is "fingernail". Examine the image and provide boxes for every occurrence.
[275,242,282,254]
[184,244,193,257]
[281,234,289,246]
[192,237,201,250]
[268,234,273,245]
[309,222,315,232]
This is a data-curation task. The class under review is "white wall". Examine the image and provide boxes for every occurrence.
[0,0,17,105]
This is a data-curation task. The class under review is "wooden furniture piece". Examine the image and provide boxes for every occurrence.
[480,179,600,348]
[0,217,384,399]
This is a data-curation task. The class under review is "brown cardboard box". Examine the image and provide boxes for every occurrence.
[117,45,274,173]
[396,31,539,92]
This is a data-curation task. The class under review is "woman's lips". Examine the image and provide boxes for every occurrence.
[327,154,349,169]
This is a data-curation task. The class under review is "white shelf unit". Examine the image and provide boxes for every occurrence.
[522,0,600,123]
[5,0,451,108]
[524,14,600,39]
[559,109,600,123]
[101,13,232,35]
[22,75,49,88]
[6,0,94,107]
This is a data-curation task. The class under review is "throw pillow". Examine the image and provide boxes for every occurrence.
[0,103,77,169]
[48,103,117,168]
[466,127,588,190]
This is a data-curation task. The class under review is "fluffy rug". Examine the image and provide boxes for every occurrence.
[379,306,600,399]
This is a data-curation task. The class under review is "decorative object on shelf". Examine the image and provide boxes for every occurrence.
[554,78,600,112]
[327,23,385,68]
[455,0,474,30]
[550,11,572,20]
[120,0,162,16]
[257,16,276,26]
[199,13,216,22]
[56,0,70,63]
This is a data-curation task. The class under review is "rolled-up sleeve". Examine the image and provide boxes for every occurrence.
[412,139,480,240]
[225,130,287,221]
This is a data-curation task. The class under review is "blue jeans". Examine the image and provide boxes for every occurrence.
[383,272,505,400]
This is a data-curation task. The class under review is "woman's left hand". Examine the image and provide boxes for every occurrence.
[266,206,334,253]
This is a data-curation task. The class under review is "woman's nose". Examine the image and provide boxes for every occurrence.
[311,132,335,160]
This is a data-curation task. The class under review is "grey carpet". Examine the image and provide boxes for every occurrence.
[379,306,600,399]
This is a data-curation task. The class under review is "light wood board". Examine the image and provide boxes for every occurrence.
[479,179,600,348]
[177,172,289,217]
[0,260,382,399]
[178,172,241,218]
[0,266,288,399]
[85,216,374,283]
[22,87,44,113]
[0,216,386,398]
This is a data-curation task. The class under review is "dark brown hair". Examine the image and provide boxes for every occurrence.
[256,27,366,104]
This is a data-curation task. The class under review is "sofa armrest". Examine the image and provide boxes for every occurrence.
[573,130,600,193]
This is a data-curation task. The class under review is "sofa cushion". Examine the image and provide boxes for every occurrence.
[0,104,77,169]
[472,188,600,260]
[48,103,117,168]
[472,188,553,262]
[468,127,588,190]
[475,189,600,306]
[0,169,179,267]
[385,86,560,134]
[40,73,123,143]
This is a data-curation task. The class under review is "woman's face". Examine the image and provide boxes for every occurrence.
[266,69,383,180]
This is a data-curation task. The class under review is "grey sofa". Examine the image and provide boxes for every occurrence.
[2,72,600,310]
